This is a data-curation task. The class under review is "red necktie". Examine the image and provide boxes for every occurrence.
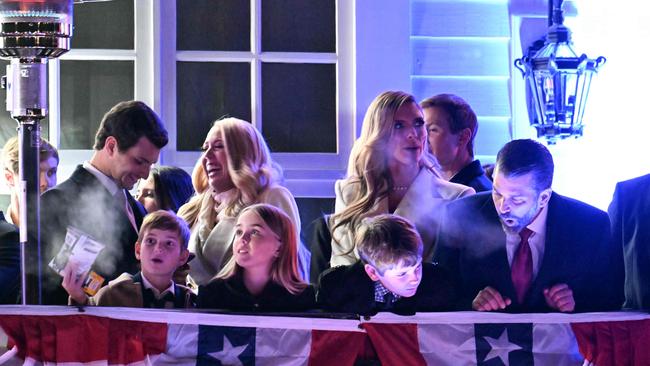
[511,227,533,304]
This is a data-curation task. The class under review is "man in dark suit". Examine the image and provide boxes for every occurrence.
[609,174,650,310]
[40,101,168,305]
[0,211,19,304]
[421,93,492,192]
[435,139,623,313]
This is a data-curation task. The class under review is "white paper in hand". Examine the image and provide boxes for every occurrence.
[49,226,105,281]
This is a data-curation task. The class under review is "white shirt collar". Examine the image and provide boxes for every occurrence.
[505,203,549,277]
[82,161,121,196]
[140,272,175,299]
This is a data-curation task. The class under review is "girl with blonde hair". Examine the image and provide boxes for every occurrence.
[178,118,304,286]
[197,204,314,311]
[329,91,475,267]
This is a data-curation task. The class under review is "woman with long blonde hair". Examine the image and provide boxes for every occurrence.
[329,91,475,267]
[178,118,304,286]
[197,204,314,311]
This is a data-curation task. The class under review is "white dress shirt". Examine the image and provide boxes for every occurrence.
[505,203,549,279]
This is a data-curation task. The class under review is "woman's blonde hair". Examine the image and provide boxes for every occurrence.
[178,118,279,236]
[330,91,432,248]
[217,203,307,294]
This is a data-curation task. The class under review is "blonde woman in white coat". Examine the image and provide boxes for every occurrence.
[330,91,475,267]
[178,118,304,286]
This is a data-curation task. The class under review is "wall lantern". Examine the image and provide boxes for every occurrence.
[514,0,605,144]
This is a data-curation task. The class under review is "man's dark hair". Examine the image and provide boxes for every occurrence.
[420,93,478,157]
[94,101,168,151]
[151,166,195,213]
[495,139,554,192]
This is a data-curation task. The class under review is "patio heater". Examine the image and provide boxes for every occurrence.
[0,0,73,304]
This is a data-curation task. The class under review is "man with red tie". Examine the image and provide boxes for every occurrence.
[434,139,624,312]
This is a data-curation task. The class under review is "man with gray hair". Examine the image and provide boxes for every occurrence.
[435,139,623,312]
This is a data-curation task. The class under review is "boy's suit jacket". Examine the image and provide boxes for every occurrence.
[317,261,455,315]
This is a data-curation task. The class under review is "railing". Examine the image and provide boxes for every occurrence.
[1,306,648,365]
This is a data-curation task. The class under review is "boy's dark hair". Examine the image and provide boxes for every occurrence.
[137,210,191,251]
[356,214,423,275]
[94,100,169,152]
[420,93,478,157]
[495,138,554,192]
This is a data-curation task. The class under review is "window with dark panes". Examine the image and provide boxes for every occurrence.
[72,0,134,49]
[60,60,134,149]
[55,0,136,150]
[261,0,336,52]
[176,62,251,151]
[175,0,337,154]
[262,63,336,153]
[177,0,250,51]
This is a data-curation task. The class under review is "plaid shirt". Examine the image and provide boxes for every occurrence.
[374,281,400,304]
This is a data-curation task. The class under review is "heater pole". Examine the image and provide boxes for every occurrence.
[18,119,42,305]
[0,0,73,305]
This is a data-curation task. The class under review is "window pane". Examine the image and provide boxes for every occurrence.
[177,0,250,51]
[0,59,15,146]
[262,0,335,52]
[72,0,134,49]
[60,60,134,149]
[0,60,49,146]
[177,62,251,151]
[262,63,336,153]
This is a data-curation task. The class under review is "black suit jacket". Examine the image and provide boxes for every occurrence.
[197,274,316,312]
[435,191,624,313]
[609,174,650,310]
[40,165,146,305]
[0,211,20,304]
[450,159,493,193]
[317,261,456,316]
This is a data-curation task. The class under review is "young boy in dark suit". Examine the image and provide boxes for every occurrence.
[62,210,195,308]
[317,214,455,315]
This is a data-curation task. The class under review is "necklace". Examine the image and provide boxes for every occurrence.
[392,185,409,191]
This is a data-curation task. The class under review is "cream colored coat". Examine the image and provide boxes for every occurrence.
[330,167,475,266]
[187,185,301,286]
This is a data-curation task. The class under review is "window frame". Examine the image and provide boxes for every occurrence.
[40,0,353,198]
[160,0,354,198]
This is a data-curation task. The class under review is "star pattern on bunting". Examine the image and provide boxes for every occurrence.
[207,335,248,366]
[483,328,522,366]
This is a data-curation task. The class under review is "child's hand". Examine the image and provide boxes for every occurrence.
[61,262,89,305]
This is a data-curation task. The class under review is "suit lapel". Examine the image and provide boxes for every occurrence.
[126,190,146,227]
[73,166,139,235]
[527,193,564,306]
[394,168,444,258]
